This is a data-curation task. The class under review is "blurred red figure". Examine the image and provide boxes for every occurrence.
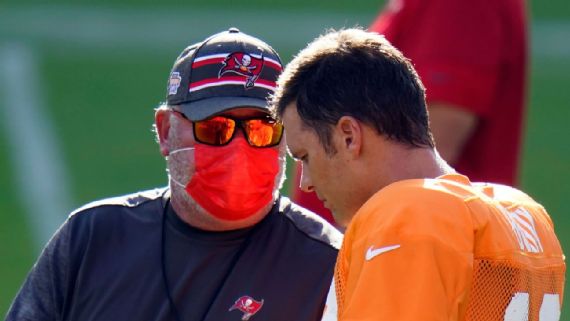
[291,0,528,221]
[370,0,528,185]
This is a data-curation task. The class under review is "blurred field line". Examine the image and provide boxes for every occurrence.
[0,44,73,251]
[0,6,567,58]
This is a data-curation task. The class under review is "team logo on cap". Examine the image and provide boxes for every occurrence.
[228,295,264,320]
[218,52,264,89]
[168,72,182,95]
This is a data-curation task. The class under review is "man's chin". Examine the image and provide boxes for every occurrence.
[329,209,350,229]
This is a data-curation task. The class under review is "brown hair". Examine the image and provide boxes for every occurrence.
[271,28,434,154]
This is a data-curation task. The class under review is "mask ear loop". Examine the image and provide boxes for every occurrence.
[167,147,195,190]
[169,147,195,155]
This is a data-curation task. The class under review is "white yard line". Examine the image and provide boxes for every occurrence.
[0,6,371,52]
[0,43,73,251]
[0,6,566,58]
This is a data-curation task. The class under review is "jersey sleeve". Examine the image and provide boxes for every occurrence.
[369,0,503,116]
[5,220,71,321]
[337,184,475,321]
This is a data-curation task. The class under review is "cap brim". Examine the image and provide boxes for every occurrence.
[177,96,270,121]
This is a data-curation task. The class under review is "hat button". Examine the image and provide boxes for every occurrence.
[228,27,240,33]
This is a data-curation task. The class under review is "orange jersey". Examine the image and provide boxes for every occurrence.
[334,174,565,321]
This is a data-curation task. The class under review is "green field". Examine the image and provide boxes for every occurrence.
[1,1,569,317]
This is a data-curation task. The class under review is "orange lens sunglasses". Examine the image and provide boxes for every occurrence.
[174,111,283,148]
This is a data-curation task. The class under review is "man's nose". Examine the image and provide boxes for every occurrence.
[233,127,248,143]
[299,163,315,193]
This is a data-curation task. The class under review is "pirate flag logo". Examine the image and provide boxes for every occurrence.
[218,52,264,89]
[228,295,264,320]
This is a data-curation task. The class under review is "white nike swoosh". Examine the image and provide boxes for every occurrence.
[365,244,401,261]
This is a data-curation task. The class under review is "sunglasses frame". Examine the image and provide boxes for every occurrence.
[172,110,283,148]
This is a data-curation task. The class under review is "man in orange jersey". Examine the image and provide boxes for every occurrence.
[270,28,565,321]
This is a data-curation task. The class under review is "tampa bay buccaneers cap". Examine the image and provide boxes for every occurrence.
[165,27,283,121]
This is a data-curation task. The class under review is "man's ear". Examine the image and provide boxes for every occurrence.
[155,109,171,156]
[335,116,362,158]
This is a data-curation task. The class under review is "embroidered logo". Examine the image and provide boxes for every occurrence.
[168,71,182,95]
[229,295,264,320]
[218,52,264,88]
[365,244,400,261]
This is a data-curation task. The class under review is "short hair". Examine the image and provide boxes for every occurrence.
[271,28,434,155]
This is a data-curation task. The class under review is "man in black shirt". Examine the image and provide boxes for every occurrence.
[6,28,341,321]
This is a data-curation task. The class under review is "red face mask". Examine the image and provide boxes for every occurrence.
[171,137,279,221]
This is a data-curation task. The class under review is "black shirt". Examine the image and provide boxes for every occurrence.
[6,188,342,321]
